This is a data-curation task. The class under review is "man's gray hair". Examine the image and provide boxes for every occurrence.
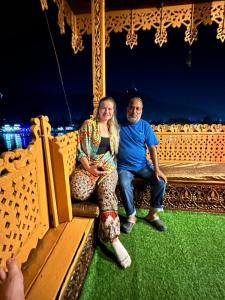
[128,97,143,107]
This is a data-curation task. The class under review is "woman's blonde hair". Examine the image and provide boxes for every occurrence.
[96,96,120,154]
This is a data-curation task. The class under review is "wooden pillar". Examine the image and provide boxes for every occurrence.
[91,0,106,112]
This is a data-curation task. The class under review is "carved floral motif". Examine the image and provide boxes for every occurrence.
[48,1,225,51]
[117,183,225,212]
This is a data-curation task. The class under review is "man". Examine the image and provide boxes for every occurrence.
[117,97,167,233]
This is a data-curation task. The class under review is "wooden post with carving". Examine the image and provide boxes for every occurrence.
[91,0,106,113]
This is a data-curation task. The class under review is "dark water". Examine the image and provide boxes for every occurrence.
[0,128,78,153]
[0,132,32,153]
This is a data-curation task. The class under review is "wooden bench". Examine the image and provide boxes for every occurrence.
[39,116,99,299]
[42,117,225,217]
[116,124,225,213]
[0,117,97,300]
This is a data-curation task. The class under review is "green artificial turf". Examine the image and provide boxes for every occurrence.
[79,209,225,300]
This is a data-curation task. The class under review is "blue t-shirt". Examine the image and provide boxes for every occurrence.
[117,119,158,171]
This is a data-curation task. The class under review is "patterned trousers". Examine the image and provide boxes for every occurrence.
[70,169,120,242]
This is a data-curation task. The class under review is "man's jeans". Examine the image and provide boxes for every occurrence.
[118,164,166,216]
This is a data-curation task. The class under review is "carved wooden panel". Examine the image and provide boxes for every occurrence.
[165,182,225,212]
[117,181,225,213]
[49,0,225,53]
[49,130,78,222]
[54,131,78,177]
[0,118,49,269]
[91,0,106,108]
[152,124,225,163]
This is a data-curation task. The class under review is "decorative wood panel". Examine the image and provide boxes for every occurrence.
[165,182,225,211]
[46,0,225,52]
[117,181,225,213]
[91,0,106,109]
[0,118,49,269]
[152,124,225,163]
[40,116,59,227]
[48,123,78,223]
[52,132,78,176]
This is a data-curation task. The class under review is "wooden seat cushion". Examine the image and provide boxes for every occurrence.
[160,162,225,181]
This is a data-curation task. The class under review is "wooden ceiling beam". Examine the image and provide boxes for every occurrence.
[66,0,213,14]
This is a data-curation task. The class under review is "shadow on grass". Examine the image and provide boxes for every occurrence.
[118,214,127,224]
[96,238,123,269]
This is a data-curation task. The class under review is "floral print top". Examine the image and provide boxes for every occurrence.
[77,118,116,173]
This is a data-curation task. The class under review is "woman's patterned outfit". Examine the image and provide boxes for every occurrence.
[70,118,120,242]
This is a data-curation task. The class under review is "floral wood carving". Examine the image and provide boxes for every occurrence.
[46,0,225,51]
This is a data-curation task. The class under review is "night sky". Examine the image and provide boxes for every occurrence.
[1,0,225,125]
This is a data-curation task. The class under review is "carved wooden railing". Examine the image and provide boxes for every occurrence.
[0,118,51,269]
[152,124,225,163]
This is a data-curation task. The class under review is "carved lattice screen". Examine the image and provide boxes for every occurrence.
[0,119,49,269]
[152,124,225,163]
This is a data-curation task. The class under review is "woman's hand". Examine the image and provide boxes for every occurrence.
[87,164,107,177]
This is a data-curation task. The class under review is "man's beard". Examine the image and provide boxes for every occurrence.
[127,113,141,124]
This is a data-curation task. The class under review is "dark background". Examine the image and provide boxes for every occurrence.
[1,0,225,126]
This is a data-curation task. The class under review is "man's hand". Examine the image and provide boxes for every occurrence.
[148,145,167,183]
[154,168,167,183]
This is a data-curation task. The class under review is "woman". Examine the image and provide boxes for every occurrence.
[70,96,131,269]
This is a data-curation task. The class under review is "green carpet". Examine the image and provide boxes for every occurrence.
[79,209,225,300]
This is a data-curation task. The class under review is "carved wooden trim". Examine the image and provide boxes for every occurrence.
[151,124,225,163]
[48,0,225,51]
[116,181,225,213]
[91,0,106,109]
[40,0,48,10]
[165,182,225,212]
[152,124,225,133]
